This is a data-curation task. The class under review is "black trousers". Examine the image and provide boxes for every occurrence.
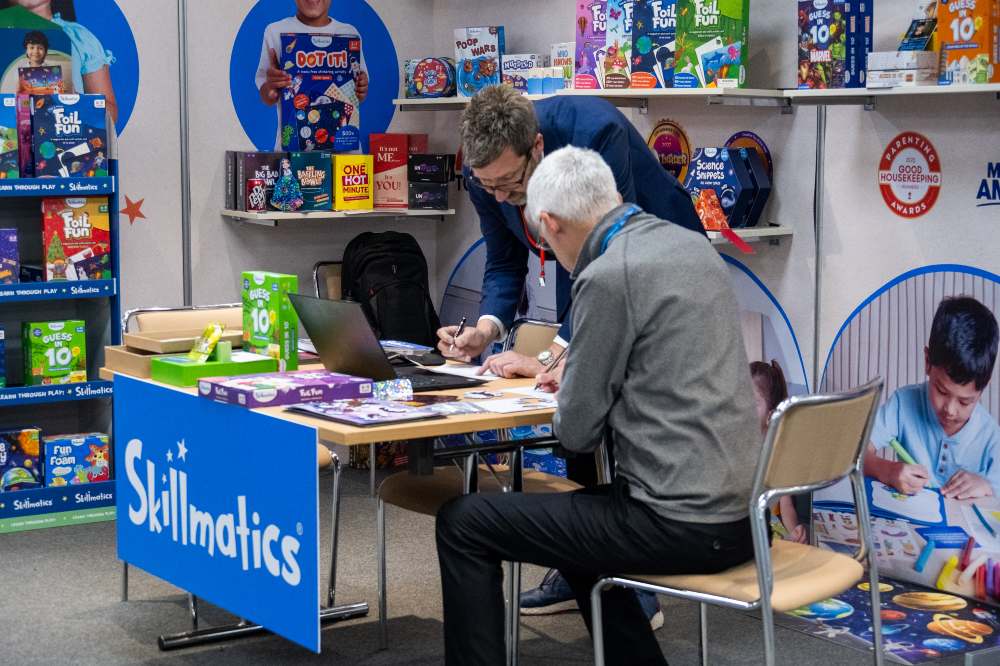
[435,479,755,666]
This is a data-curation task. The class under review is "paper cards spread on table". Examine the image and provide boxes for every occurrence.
[472,396,557,414]
[286,399,444,427]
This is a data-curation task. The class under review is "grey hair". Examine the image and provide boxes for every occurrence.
[460,86,538,168]
[525,147,620,236]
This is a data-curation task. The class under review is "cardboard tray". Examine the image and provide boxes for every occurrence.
[123,329,244,354]
[104,345,175,379]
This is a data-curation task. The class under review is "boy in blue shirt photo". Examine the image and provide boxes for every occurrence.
[865,296,1000,500]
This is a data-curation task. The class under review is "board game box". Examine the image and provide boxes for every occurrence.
[404,57,457,98]
[16,95,32,176]
[674,0,749,88]
[605,0,635,88]
[798,0,846,89]
[0,228,18,284]
[30,94,108,178]
[333,154,373,209]
[42,197,110,281]
[455,27,506,97]
[0,327,5,387]
[18,65,63,95]
[502,54,547,92]
[371,133,409,209]
[242,271,298,372]
[22,320,87,386]
[290,150,332,210]
[937,0,999,85]
[736,147,770,227]
[279,33,362,152]
[632,0,678,88]
[683,147,754,226]
[198,370,374,408]
[235,152,284,211]
[843,0,872,88]
[0,94,17,178]
[0,428,42,492]
[409,154,454,183]
[575,1,608,88]
[42,432,110,486]
[551,42,575,88]
[408,182,449,210]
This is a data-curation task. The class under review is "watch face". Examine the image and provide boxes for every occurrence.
[537,350,553,364]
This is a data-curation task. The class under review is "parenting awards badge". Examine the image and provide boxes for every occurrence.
[878,131,942,219]
[647,119,691,183]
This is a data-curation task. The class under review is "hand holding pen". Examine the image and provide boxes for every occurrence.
[534,345,568,392]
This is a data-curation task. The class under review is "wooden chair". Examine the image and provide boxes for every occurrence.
[589,379,886,666]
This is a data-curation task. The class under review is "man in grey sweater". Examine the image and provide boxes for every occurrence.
[436,147,762,666]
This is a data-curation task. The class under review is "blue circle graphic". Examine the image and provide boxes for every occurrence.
[229,1,398,153]
[73,1,140,136]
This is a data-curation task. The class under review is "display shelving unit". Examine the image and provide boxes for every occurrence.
[222,207,455,227]
[0,162,121,533]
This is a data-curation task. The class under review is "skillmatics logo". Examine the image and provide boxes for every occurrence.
[123,437,302,586]
[878,131,942,219]
[977,163,1000,208]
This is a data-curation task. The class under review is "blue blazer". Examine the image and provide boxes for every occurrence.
[467,95,704,342]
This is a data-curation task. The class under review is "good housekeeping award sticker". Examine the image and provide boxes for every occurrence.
[878,131,942,219]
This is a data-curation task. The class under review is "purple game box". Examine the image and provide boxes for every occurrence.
[197,370,374,408]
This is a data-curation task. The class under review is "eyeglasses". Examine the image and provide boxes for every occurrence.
[469,156,531,195]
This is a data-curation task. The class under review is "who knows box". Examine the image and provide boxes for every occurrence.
[455,26,506,97]
[43,433,111,486]
[0,428,42,491]
[22,320,87,386]
[42,197,111,281]
[551,42,575,88]
[0,94,17,178]
[333,154,373,210]
[371,133,409,209]
[290,151,332,210]
[30,94,108,178]
[242,272,298,372]
[674,0,749,88]
[938,0,999,85]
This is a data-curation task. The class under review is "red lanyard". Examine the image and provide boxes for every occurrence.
[519,207,547,287]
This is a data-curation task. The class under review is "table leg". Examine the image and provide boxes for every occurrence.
[328,454,342,608]
[189,594,199,630]
[369,443,376,498]
[121,562,129,602]
[507,449,523,666]
[407,438,435,476]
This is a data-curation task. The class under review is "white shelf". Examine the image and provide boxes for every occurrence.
[222,208,455,227]
[785,83,1000,102]
[394,94,552,111]
[707,225,793,247]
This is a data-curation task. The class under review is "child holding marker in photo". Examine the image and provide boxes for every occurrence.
[865,296,1000,500]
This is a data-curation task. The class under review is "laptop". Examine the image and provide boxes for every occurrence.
[288,294,487,392]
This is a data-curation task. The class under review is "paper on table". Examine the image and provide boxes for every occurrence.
[426,363,498,380]
[298,338,317,354]
[871,481,944,524]
[472,396,557,414]
[506,386,559,400]
[961,504,1000,551]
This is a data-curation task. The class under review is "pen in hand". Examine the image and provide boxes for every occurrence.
[534,346,569,390]
[450,316,468,354]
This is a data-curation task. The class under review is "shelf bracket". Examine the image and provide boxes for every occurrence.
[638,98,648,115]
[863,96,876,111]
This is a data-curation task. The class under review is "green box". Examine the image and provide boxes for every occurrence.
[675,0,750,89]
[150,352,278,388]
[241,271,298,371]
[22,320,87,386]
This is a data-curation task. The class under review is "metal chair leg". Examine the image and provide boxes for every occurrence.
[699,602,709,666]
[510,562,521,666]
[189,594,199,630]
[327,454,343,608]
[369,443,376,498]
[761,604,777,666]
[377,496,388,650]
[121,562,129,602]
[591,580,608,666]
[505,561,515,666]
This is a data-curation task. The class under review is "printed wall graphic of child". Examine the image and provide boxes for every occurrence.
[865,296,1000,500]
[751,360,807,544]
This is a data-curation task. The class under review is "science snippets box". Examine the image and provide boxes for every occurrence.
[242,271,298,372]
[334,154,373,209]
[0,94,17,178]
[42,432,110,487]
[0,228,18,284]
[0,428,42,492]
[455,26,506,97]
[41,197,110,281]
[575,1,607,89]
[674,0,749,89]
[290,150,332,210]
[30,94,108,178]
[937,0,1000,85]
[797,0,846,89]
[22,319,87,386]
[404,57,456,98]
[279,33,362,152]
[683,147,754,226]
[198,370,374,408]
[235,151,284,211]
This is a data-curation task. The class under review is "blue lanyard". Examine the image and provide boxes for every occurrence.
[599,204,641,256]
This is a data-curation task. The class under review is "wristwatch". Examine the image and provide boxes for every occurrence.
[537,350,553,365]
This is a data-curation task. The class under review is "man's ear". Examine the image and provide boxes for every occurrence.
[540,211,559,238]
[534,133,544,158]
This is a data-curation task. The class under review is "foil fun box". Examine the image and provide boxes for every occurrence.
[198,370,374,408]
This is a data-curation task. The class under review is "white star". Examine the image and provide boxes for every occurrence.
[177,440,188,462]
[162,473,167,484]
[166,450,173,463]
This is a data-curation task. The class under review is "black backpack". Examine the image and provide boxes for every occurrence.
[341,231,441,347]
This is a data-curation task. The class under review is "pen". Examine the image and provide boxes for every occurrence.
[973,503,997,538]
[450,316,467,354]
[534,345,569,390]
[889,438,916,465]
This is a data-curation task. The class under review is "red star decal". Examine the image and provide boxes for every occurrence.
[122,195,147,225]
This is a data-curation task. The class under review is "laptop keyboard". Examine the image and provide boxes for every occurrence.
[405,373,463,390]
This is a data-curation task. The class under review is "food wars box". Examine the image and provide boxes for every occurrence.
[0,95,17,178]
[333,154,373,209]
[0,228,18,284]
[42,197,110,281]
[235,151,284,211]
[502,54,547,92]
[404,57,457,98]
[674,0,749,88]
[242,271,298,372]
[23,320,87,386]
[455,27,506,97]
[43,432,110,486]
[632,0,678,87]
[290,151,332,210]
[30,94,108,178]
[551,42,576,88]
[0,428,42,491]
[605,0,635,88]
[798,0,847,89]
[575,1,608,89]
[371,133,409,208]
[198,370,374,408]
[279,33,362,152]
[938,0,1000,85]
[683,147,754,227]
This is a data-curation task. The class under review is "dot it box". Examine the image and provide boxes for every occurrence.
[455,26,506,97]
[279,33,362,152]
[0,228,18,284]
[798,0,847,89]
[333,154,373,210]
[22,320,87,386]
[198,370,374,409]
[0,94,17,178]
[683,147,754,227]
[0,428,42,492]
[42,432,110,487]
[235,152,284,211]
[30,94,108,178]
[242,271,299,372]
[937,0,1000,85]
[674,0,750,88]
[290,150,332,210]
[633,0,678,88]
[576,2,608,89]
[41,197,110,281]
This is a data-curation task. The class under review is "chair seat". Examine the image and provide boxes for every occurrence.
[379,465,582,516]
[629,540,864,612]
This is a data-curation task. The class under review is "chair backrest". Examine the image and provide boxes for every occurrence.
[755,378,883,495]
[125,305,242,334]
[313,261,342,299]
[505,319,561,357]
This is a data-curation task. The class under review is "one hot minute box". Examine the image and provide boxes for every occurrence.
[198,370,373,408]
[334,154,373,209]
